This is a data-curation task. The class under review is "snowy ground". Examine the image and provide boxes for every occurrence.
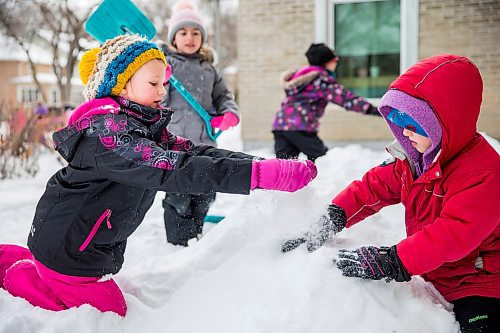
[2,127,497,333]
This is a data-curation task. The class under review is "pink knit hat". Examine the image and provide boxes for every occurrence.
[167,1,206,45]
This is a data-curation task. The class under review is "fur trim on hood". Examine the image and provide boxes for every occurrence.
[159,41,218,65]
[199,45,217,65]
[281,68,320,90]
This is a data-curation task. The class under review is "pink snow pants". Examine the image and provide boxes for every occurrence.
[0,244,127,316]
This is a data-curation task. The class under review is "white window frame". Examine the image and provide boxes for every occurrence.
[50,87,61,107]
[17,86,40,104]
[314,0,419,74]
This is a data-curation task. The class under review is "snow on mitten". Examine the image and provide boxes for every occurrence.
[281,204,346,253]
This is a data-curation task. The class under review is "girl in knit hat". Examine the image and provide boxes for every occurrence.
[272,43,380,163]
[281,54,500,332]
[159,0,241,246]
[0,34,316,316]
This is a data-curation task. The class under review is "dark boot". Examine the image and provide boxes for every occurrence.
[163,193,197,246]
[164,193,192,216]
[191,193,216,235]
[162,193,216,246]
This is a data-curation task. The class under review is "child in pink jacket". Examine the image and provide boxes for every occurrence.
[0,34,316,317]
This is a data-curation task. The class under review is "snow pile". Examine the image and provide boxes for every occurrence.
[7,132,498,332]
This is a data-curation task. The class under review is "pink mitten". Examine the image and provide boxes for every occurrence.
[250,159,314,192]
[210,112,239,130]
[306,160,318,180]
[163,64,173,85]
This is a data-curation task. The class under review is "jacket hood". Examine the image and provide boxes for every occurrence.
[54,97,171,162]
[281,65,325,90]
[67,97,119,126]
[379,54,483,165]
[53,98,121,162]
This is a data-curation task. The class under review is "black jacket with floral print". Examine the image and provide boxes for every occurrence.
[28,97,253,277]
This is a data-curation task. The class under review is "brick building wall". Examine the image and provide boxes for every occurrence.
[237,0,316,141]
[419,0,500,138]
[238,0,500,142]
[237,0,392,143]
[0,61,20,107]
[0,62,59,107]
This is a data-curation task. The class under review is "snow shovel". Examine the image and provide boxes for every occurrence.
[168,76,222,141]
[85,0,223,141]
[85,0,156,43]
[204,215,225,223]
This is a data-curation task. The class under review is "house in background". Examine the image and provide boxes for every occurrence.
[237,0,500,143]
[0,36,84,111]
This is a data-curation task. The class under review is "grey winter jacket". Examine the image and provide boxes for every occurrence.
[161,45,239,145]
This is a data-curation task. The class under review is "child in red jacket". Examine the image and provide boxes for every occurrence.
[282,54,499,333]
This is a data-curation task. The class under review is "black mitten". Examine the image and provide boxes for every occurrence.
[366,104,382,117]
[335,245,411,282]
[281,204,347,253]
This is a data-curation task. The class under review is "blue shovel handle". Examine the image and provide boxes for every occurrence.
[169,75,223,141]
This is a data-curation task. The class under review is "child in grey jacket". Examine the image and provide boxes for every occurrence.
[160,0,240,246]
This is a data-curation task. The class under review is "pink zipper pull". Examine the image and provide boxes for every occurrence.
[106,209,112,229]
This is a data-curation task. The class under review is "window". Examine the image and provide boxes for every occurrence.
[19,87,40,103]
[50,88,61,106]
[333,0,400,97]
[315,0,418,98]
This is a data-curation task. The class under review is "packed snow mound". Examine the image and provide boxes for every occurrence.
[7,132,499,332]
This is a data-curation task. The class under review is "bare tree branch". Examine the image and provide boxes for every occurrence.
[0,0,48,103]
[0,0,97,108]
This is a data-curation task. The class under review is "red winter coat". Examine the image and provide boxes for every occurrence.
[332,55,500,302]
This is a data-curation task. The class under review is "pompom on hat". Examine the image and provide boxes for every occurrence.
[167,0,206,45]
[79,34,167,101]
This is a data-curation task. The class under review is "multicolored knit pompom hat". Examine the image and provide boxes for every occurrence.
[80,34,167,101]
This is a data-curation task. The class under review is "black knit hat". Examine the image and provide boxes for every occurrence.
[305,43,337,66]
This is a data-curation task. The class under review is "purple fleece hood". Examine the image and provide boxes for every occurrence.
[378,89,442,177]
